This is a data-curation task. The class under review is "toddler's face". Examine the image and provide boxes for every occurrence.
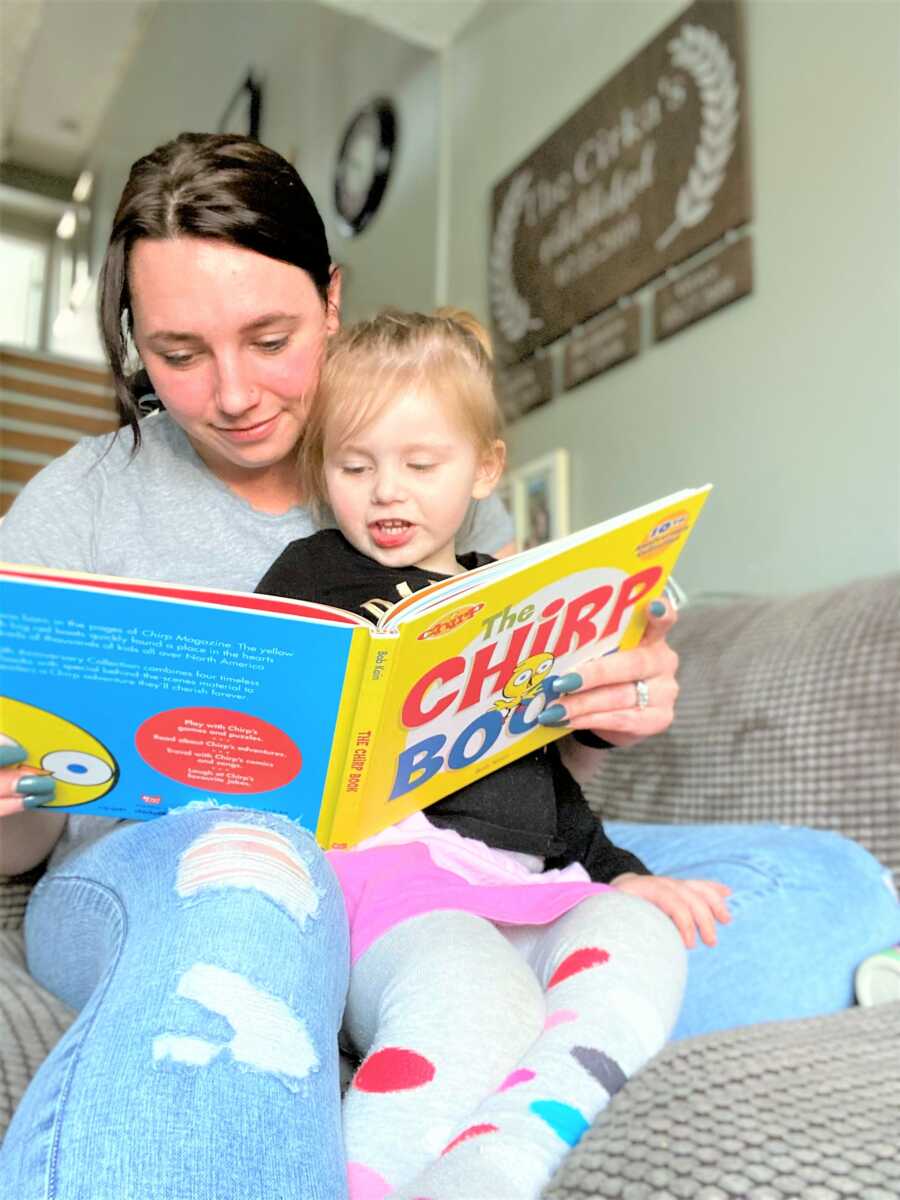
[324,387,501,576]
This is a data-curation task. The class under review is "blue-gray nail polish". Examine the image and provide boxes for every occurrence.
[650,600,666,617]
[551,673,582,695]
[0,740,27,767]
[21,792,55,810]
[14,776,56,797]
[538,704,569,727]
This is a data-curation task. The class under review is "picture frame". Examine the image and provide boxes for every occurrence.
[504,448,570,551]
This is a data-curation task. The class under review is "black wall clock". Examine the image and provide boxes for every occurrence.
[334,98,397,237]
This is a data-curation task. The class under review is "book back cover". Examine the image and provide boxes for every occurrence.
[1,572,364,829]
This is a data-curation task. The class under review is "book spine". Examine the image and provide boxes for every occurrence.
[321,632,397,849]
[314,627,374,847]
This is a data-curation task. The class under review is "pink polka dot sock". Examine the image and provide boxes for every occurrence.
[391,893,686,1200]
[340,911,547,1195]
[347,1161,393,1200]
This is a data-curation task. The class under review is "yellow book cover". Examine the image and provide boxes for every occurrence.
[323,484,711,846]
[0,485,709,842]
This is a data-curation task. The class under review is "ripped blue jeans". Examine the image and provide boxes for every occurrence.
[608,822,900,1039]
[0,808,350,1200]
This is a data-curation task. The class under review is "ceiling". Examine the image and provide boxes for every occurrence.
[1,0,487,182]
[317,0,486,50]
[1,0,159,179]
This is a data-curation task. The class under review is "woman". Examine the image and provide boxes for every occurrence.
[0,133,681,1199]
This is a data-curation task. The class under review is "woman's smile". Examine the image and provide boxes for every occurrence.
[213,413,283,442]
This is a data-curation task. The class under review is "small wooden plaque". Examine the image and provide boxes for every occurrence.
[497,354,554,422]
[653,235,752,341]
[564,305,641,390]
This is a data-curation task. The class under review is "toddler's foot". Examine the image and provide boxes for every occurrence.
[390,1117,579,1200]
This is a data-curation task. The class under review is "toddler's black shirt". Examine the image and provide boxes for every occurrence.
[256,528,649,882]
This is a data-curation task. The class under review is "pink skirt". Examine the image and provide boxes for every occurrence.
[326,814,609,963]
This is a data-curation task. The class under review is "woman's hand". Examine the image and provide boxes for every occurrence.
[612,872,732,948]
[538,598,679,747]
[0,738,65,876]
[0,738,56,817]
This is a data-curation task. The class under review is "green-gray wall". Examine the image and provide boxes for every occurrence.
[446,0,900,596]
[88,0,440,319]
[87,0,899,597]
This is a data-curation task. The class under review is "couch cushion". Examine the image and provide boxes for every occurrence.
[0,863,46,932]
[543,1000,900,1199]
[585,574,900,883]
[0,929,76,1137]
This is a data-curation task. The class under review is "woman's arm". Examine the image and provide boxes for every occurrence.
[0,445,109,873]
[0,807,67,876]
[0,743,64,874]
[557,733,610,786]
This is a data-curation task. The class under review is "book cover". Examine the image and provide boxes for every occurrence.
[0,484,710,845]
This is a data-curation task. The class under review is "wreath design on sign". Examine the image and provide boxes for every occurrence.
[656,23,739,251]
[489,170,545,346]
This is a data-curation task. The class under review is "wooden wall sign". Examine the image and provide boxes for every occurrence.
[489,0,751,366]
[653,235,752,340]
[496,354,554,422]
[564,304,641,390]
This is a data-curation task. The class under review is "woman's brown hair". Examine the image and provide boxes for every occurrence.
[98,132,334,446]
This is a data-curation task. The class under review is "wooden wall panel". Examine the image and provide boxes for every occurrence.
[0,347,119,514]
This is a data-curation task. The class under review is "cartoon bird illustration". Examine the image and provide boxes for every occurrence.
[493,652,556,720]
[0,697,118,807]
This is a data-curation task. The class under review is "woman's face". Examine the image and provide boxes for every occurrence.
[129,236,340,482]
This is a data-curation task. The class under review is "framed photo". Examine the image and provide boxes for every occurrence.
[505,449,570,551]
[495,476,515,529]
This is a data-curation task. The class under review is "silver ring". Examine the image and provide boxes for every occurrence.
[634,679,650,710]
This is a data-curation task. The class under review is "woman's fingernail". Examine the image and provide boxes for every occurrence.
[649,600,666,617]
[14,776,56,797]
[551,673,582,695]
[0,740,28,767]
[21,792,55,810]
[538,704,569,727]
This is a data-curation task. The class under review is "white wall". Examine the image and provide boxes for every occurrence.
[447,0,900,597]
[87,0,440,320]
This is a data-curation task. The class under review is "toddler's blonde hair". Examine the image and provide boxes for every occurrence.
[299,307,504,509]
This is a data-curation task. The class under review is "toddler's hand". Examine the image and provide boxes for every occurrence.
[611,873,731,948]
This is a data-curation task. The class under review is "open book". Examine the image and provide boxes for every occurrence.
[0,484,710,847]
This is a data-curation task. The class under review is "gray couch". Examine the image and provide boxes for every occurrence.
[2,574,899,1197]
[548,572,900,1197]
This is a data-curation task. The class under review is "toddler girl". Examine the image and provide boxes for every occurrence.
[256,309,729,1200]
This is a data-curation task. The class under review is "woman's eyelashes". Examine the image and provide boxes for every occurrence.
[160,351,197,368]
[157,336,289,368]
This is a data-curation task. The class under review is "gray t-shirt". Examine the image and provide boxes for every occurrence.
[1,410,513,861]
[1,410,512,587]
